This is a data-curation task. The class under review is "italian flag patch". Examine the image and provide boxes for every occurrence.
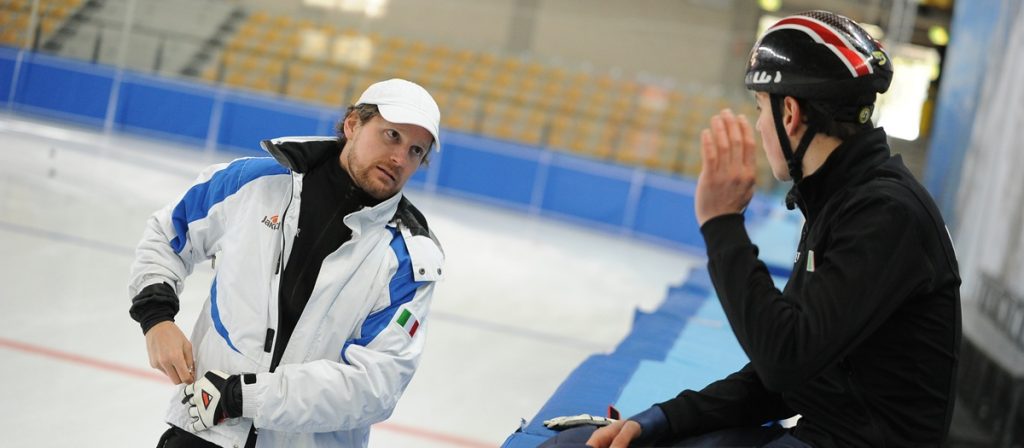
[397,309,419,337]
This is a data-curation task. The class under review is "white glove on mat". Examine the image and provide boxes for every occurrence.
[543,414,617,430]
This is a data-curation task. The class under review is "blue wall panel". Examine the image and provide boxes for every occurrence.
[924,0,1010,223]
[408,165,429,185]
[0,47,15,103]
[436,141,538,206]
[13,57,114,125]
[542,162,631,227]
[634,184,703,248]
[217,96,321,154]
[408,152,438,185]
[115,76,215,143]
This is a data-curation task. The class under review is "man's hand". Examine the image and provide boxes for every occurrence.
[145,321,194,384]
[183,370,233,432]
[695,109,757,227]
[586,419,642,448]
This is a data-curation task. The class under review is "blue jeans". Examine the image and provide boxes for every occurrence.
[538,424,811,447]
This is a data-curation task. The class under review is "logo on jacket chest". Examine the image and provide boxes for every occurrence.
[261,215,281,230]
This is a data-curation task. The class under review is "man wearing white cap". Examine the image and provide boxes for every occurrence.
[128,78,445,447]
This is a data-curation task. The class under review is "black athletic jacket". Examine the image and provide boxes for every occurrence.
[657,128,962,447]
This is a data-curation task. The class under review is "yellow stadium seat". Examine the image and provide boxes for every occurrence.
[322,89,344,106]
[429,44,451,59]
[517,127,543,146]
[526,110,546,127]
[250,77,273,92]
[0,29,19,45]
[445,64,467,78]
[309,70,327,85]
[271,15,292,29]
[297,85,319,101]
[201,65,217,81]
[478,52,497,67]
[499,57,521,72]
[382,36,406,51]
[250,10,270,24]
[408,40,427,53]
[547,129,572,151]
[225,72,246,87]
[453,50,475,63]
[468,66,492,82]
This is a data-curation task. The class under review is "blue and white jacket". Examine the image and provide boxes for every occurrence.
[129,136,444,447]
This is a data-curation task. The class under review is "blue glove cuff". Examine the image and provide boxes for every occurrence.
[629,406,669,445]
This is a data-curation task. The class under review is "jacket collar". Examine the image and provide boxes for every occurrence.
[260,136,432,237]
[344,190,403,236]
[790,127,891,219]
[261,136,342,174]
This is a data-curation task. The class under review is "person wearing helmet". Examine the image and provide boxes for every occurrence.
[543,10,961,448]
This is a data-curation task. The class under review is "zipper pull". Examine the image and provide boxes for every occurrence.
[264,329,275,353]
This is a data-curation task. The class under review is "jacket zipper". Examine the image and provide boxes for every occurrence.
[270,174,296,370]
[248,173,296,448]
[275,182,294,276]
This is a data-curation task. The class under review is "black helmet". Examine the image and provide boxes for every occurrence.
[744,11,893,190]
[745,10,893,106]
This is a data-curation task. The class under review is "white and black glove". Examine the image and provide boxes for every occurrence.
[543,414,617,430]
[182,370,243,432]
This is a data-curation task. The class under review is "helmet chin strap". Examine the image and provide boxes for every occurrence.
[770,94,818,209]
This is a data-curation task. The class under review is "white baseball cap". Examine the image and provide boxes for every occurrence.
[356,78,442,152]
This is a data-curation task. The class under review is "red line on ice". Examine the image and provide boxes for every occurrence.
[0,336,494,447]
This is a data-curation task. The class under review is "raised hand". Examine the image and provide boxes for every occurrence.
[694,109,758,227]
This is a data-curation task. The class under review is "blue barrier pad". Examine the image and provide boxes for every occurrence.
[748,209,803,275]
[541,154,633,227]
[504,270,714,448]
[633,172,703,248]
[517,354,640,441]
[13,54,114,126]
[666,321,746,366]
[614,357,742,417]
[0,46,16,103]
[614,295,749,416]
[217,94,321,153]
[501,432,550,448]
[614,310,695,362]
[116,74,216,144]
[436,134,540,206]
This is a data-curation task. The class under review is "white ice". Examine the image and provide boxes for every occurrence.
[0,112,700,447]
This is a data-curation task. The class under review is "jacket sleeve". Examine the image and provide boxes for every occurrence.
[128,161,238,303]
[700,194,928,393]
[657,363,794,437]
[239,230,442,433]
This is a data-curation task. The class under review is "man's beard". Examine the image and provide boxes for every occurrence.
[348,150,397,200]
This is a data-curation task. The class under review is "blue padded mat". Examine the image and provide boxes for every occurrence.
[501,205,801,448]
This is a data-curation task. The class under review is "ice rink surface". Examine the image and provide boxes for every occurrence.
[0,113,701,447]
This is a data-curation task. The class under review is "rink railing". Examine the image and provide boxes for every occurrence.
[0,47,783,255]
